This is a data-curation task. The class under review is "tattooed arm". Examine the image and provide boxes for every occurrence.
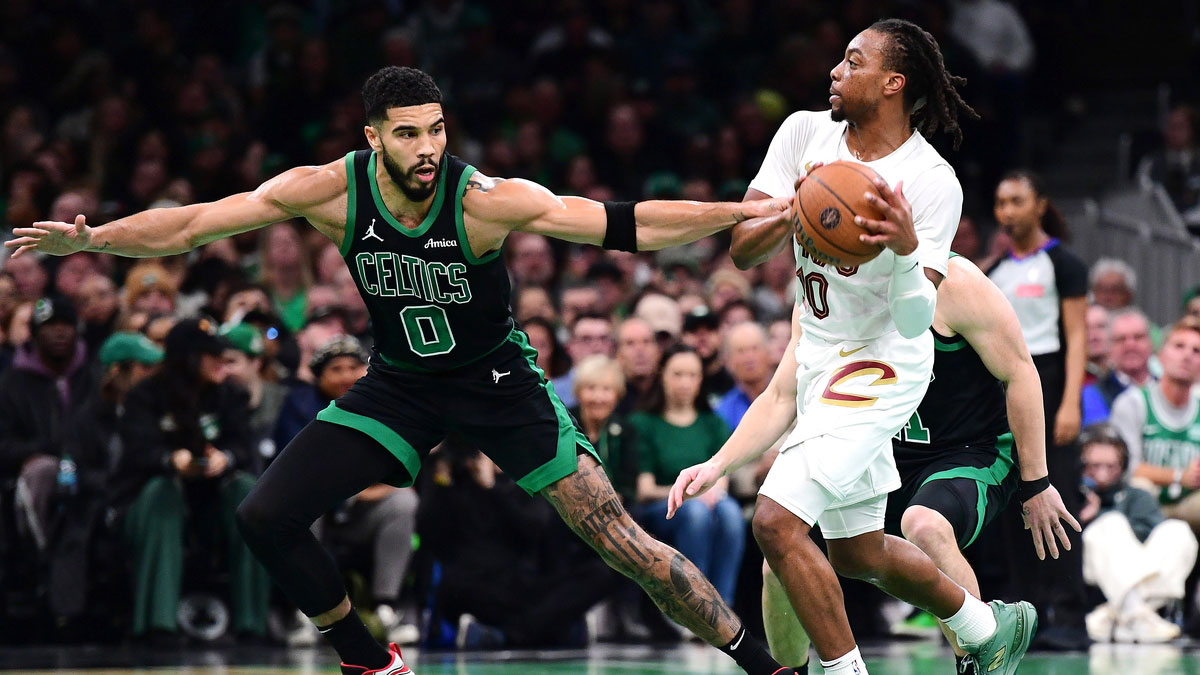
[461,170,790,251]
[540,454,740,645]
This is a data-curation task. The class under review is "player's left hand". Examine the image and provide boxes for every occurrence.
[1021,483,1081,561]
[856,179,918,256]
[667,460,725,519]
[1053,403,1081,445]
[742,196,793,221]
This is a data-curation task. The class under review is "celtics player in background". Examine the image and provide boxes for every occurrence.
[7,67,796,675]
[757,255,1080,674]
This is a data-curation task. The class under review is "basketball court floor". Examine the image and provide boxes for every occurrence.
[1,641,1196,675]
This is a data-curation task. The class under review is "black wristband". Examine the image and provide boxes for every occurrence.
[602,200,638,252]
[1017,475,1050,503]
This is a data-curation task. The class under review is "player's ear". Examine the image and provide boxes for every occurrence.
[364,124,382,152]
[884,72,905,100]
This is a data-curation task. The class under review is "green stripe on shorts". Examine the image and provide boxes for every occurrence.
[967,481,987,547]
[507,329,600,494]
[316,402,422,487]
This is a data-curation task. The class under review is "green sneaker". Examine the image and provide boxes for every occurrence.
[966,600,1038,675]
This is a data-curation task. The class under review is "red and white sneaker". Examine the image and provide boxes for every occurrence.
[340,643,412,675]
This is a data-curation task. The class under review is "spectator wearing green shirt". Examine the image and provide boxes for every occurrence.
[630,344,745,604]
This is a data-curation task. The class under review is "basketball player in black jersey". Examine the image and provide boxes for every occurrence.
[758,254,1080,674]
[8,67,796,675]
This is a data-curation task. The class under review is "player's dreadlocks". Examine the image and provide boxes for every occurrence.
[870,18,979,150]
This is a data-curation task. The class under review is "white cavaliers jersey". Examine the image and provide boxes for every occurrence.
[749,111,963,343]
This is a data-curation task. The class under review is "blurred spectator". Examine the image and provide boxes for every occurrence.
[1081,305,1113,426]
[1079,427,1195,643]
[630,344,743,604]
[1185,285,1200,323]
[514,285,557,325]
[418,444,617,649]
[950,215,984,265]
[705,267,752,314]
[0,297,95,554]
[633,292,682,349]
[221,323,286,467]
[558,283,601,331]
[50,332,161,619]
[615,317,659,415]
[75,273,120,356]
[570,355,639,504]
[766,317,793,369]
[681,306,734,399]
[1085,304,1111,385]
[1090,258,1137,312]
[949,0,1035,75]
[1112,319,1200,535]
[718,299,757,332]
[0,273,19,368]
[752,247,795,321]
[274,335,368,451]
[292,307,349,384]
[507,232,556,289]
[1084,308,1158,425]
[123,261,177,316]
[52,253,95,300]
[143,313,177,347]
[552,313,615,409]
[223,282,274,326]
[112,318,268,642]
[259,222,313,334]
[6,254,49,301]
[715,322,771,431]
[585,261,627,317]
[1136,104,1200,224]
[521,317,569,381]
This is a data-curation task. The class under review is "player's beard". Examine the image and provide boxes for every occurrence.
[382,150,439,202]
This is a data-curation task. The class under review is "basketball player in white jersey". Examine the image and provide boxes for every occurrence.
[668,19,1038,675]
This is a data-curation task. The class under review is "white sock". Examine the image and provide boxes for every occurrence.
[819,646,868,675]
[944,593,998,647]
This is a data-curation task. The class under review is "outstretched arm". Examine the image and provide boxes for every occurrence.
[462,172,789,252]
[6,162,346,258]
[944,258,1081,560]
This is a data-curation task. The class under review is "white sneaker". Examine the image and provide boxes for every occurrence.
[375,605,421,645]
[1114,606,1181,643]
[1085,604,1116,643]
[287,609,319,647]
[340,642,412,674]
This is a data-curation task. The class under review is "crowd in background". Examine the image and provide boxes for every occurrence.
[2,0,1200,652]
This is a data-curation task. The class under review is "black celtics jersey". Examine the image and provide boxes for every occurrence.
[340,150,513,371]
[893,325,1012,477]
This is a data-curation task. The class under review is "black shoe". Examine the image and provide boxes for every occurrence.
[1029,624,1091,651]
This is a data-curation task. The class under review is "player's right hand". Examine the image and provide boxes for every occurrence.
[667,460,724,519]
[5,214,92,257]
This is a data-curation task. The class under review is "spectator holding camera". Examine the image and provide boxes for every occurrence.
[1111,318,1200,535]
[112,318,269,643]
[1079,426,1196,643]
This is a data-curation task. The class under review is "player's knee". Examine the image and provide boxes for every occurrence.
[827,545,876,581]
[234,488,283,546]
[900,507,957,553]
[752,500,795,560]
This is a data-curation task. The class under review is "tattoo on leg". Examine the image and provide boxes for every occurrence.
[541,458,737,644]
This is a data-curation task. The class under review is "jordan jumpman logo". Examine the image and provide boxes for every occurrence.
[362,218,384,242]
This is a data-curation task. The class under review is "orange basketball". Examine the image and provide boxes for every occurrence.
[790,161,886,267]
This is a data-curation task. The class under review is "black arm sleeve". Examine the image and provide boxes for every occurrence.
[602,201,638,252]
